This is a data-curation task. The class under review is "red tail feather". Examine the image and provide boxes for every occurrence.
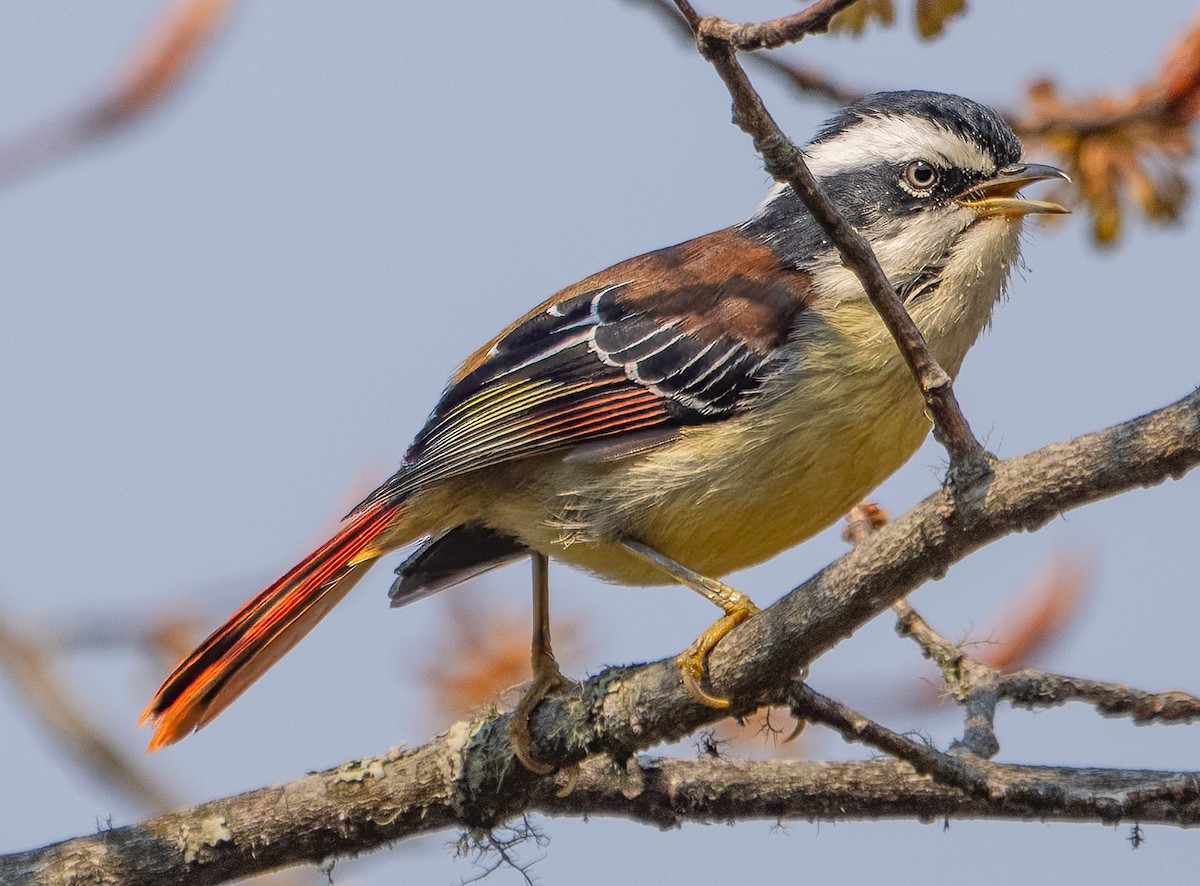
[140,503,399,749]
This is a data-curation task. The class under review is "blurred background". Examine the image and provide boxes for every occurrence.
[1,1,1199,882]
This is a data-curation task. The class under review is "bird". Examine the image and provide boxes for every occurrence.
[140,90,1067,770]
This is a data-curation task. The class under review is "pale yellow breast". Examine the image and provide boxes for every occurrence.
[535,302,933,584]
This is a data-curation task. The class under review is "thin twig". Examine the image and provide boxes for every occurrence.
[893,601,1001,757]
[893,595,1200,738]
[789,682,993,793]
[787,683,1200,818]
[999,670,1200,725]
[681,0,859,52]
[672,0,989,477]
[633,0,864,104]
[844,505,1002,757]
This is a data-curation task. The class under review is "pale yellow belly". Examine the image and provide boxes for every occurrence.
[509,353,932,585]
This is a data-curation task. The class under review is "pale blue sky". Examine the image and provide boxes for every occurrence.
[2,2,1199,883]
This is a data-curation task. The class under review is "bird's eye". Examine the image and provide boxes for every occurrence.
[904,160,938,191]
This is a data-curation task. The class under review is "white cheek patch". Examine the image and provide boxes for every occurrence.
[805,114,994,178]
[804,204,979,302]
[868,206,971,275]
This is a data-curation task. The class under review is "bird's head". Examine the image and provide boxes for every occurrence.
[746,90,1068,291]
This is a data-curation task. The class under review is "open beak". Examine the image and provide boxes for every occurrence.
[957,163,1070,218]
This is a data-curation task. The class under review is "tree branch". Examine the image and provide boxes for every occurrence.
[789,682,993,795]
[544,755,1200,828]
[5,380,1200,881]
[633,0,864,104]
[893,591,1200,731]
[7,731,1200,884]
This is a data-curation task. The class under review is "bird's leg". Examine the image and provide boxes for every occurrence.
[619,539,759,708]
[509,551,566,774]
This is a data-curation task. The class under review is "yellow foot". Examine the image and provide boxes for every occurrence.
[615,538,761,708]
[508,653,567,774]
[675,602,760,708]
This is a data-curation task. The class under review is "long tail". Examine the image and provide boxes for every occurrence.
[140,502,400,750]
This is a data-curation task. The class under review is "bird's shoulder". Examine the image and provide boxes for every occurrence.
[453,226,813,385]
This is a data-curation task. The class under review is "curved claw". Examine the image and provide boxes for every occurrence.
[616,539,760,709]
[782,717,806,743]
[508,653,567,775]
[677,653,732,708]
[675,602,761,708]
[509,716,557,775]
[554,762,581,798]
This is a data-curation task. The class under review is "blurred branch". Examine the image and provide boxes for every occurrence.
[0,0,230,187]
[753,52,863,104]
[1014,15,1200,243]
[421,589,583,726]
[969,553,1090,672]
[43,609,205,668]
[0,600,178,813]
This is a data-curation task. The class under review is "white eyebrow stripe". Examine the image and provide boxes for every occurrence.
[804,114,994,177]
